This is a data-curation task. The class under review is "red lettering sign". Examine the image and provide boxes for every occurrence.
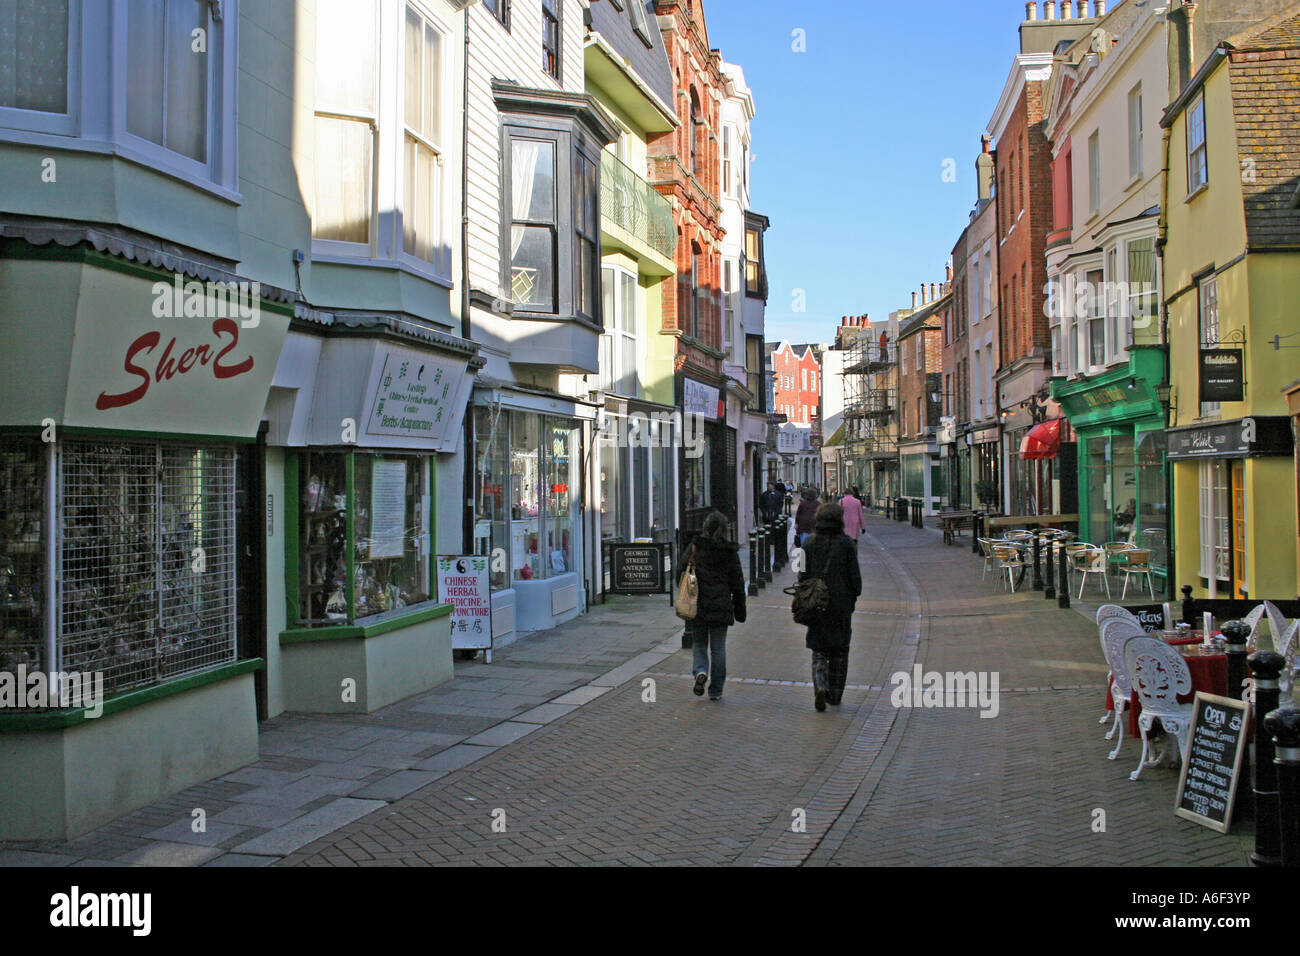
[96,319,254,411]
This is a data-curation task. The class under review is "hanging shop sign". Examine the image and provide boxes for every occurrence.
[1166,416,1294,460]
[1199,349,1245,404]
[364,345,471,446]
[436,555,493,651]
[0,260,290,437]
[683,378,723,420]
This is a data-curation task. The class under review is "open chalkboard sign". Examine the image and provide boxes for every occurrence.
[1174,692,1249,833]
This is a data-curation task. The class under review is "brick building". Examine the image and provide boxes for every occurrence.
[770,341,822,427]
[648,0,731,535]
[897,282,951,515]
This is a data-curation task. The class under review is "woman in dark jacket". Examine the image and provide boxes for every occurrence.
[794,486,820,547]
[798,501,862,711]
[683,511,747,701]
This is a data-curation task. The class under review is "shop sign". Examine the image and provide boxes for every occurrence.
[742,415,767,446]
[1167,417,1294,460]
[1174,693,1248,833]
[683,378,722,420]
[364,346,471,446]
[62,264,289,437]
[607,543,668,595]
[1199,349,1244,404]
[1078,384,1127,410]
[969,425,1000,445]
[436,555,492,650]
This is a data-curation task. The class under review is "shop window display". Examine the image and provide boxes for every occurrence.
[1136,431,1168,572]
[298,450,429,627]
[473,406,509,590]
[0,438,46,674]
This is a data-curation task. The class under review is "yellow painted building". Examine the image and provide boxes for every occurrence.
[1158,10,1300,600]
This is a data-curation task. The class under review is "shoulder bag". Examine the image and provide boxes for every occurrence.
[784,537,835,627]
[675,545,698,621]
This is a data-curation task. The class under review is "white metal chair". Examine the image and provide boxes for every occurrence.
[1265,602,1293,651]
[1074,548,1111,599]
[1100,618,1146,759]
[1124,636,1194,781]
[1104,541,1137,574]
[977,537,999,581]
[1119,548,1155,600]
[1241,604,1267,651]
[1095,605,1141,725]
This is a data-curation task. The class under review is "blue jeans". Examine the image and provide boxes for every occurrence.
[690,624,728,699]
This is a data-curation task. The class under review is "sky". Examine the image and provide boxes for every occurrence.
[703,0,1029,346]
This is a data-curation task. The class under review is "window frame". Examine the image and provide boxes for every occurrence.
[541,0,561,82]
[627,0,653,46]
[483,0,510,30]
[1187,90,1208,194]
[400,2,448,267]
[1087,129,1101,216]
[1198,272,1220,418]
[1128,83,1143,181]
[0,0,81,136]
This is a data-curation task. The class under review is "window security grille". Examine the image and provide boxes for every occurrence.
[59,441,237,697]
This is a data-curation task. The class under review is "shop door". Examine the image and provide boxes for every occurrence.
[235,424,269,721]
[1232,460,1246,599]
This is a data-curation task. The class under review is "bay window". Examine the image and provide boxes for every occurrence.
[1106,247,1120,363]
[509,138,558,310]
[0,0,71,118]
[126,0,209,164]
[403,5,443,263]
[1127,237,1158,345]
[1086,268,1105,368]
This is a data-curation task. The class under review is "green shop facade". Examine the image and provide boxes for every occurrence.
[1051,346,1171,594]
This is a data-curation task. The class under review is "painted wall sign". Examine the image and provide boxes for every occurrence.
[363,346,470,444]
[1167,416,1294,460]
[683,378,722,420]
[1199,349,1245,403]
[436,555,493,651]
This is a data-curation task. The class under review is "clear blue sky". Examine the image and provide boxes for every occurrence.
[704,0,1026,346]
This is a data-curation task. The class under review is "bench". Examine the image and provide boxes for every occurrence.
[938,510,976,545]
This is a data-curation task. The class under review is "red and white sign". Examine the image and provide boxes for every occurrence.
[436,555,493,651]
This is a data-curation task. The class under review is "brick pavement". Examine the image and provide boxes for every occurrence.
[0,516,1256,866]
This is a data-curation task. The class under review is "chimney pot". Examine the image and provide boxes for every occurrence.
[1095,0,1106,14]
[1045,0,1057,19]
[912,292,919,308]
[1062,0,1073,18]
[1077,0,1089,18]
[981,133,992,153]
[1025,1,1038,20]
[930,282,938,301]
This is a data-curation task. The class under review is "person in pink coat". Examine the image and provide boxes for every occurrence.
[840,487,867,543]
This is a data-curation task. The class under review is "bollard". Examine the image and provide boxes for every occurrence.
[972,512,983,555]
[1263,708,1300,868]
[760,524,772,584]
[1058,542,1071,609]
[1249,651,1286,867]
[748,530,759,597]
[1032,524,1043,591]
[1223,620,1254,820]
[1044,531,1056,600]
[1181,584,1196,626]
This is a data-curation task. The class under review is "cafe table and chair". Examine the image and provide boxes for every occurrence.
[1073,547,1111,599]
[1100,618,1144,760]
[1118,548,1156,600]
[1125,636,1197,781]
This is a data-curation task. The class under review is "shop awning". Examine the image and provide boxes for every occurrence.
[1019,419,1062,460]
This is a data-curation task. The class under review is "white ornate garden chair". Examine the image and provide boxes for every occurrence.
[1100,618,1146,760]
[1124,636,1194,781]
[1096,605,1143,723]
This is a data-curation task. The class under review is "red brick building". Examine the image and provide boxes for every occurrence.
[897,284,950,513]
[770,341,821,426]
[648,0,731,533]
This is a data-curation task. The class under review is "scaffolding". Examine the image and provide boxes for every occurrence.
[841,331,900,508]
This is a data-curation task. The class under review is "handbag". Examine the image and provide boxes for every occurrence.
[784,538,834,627]
[674,545,698,621]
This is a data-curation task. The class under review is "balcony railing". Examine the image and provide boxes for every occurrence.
[601,152,677,261]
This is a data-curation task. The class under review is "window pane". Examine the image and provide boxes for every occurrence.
[602,266,616,330]
[600,437,623,541]
[424,24,440,143]
[353,455,429,620]
[473,407,509,590]
[578,236,596,317]
[620,271,635,334]
[127,0,166,146]
[511,139,555,222]
[510,225,555,310]
[164,0,207,161]
[0,0,68,113]
[510,412,541,582]
[314,115,373,243]
[621,335,636,395]
[404,8,421,130]
[316,0,376,114]
[403,136,438,260]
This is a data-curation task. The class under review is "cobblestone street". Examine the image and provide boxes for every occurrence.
[2,515,1252,867]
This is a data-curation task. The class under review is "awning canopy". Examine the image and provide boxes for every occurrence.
[1019,418,1062,460]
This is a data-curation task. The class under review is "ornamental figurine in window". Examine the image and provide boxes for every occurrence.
[325,587,348,620]
[306,475,321,512]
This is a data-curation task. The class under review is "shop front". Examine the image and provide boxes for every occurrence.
[679,374,735,536]
[472,385,595,640]
[1288,381,1300,597]
[0,248,291,839]
[1168,416,1296,601]
[968,422,1001,512]
[1054,353,1168,586]
[268,327,476,712]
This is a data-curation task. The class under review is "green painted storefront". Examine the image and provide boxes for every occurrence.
[1052,347,1171,595]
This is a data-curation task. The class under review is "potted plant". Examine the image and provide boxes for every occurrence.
[974,479,999,512]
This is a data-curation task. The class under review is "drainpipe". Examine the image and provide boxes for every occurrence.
[1156,110,1175,599]
[461,5,474,555]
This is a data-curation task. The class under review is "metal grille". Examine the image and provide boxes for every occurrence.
[60,441,236,697]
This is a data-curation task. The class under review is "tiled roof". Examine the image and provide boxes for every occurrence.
[1227,7,1300,248]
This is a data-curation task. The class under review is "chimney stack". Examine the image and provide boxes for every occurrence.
[912,292,919,309]
[946,263,954,282]
[1025,2,1038,20]
[1095,0,1106,14]
[1044,1,1057,19]
[930,282,938,302]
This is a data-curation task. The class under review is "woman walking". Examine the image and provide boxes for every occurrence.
[794,486,820,548]
[798,501,862,711]
[840,486,867,544]
[683,512,747,701]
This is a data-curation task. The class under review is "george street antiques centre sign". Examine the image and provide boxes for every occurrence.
[606,543,669,595]
[1199,349,1244,403]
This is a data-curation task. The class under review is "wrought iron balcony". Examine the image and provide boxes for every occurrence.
[601,152,677,261]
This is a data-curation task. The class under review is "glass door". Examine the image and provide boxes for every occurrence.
[1232,460,1246,598]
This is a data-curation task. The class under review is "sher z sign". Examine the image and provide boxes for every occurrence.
[96,318,255,410]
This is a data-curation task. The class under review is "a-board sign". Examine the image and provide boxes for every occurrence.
[607,543,668,595]
[1175,692,1249,833]
[436,555,492,650]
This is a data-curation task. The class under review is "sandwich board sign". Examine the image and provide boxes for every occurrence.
[1174,692,1249,833]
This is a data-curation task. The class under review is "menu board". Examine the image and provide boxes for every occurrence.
[369,459,408,559]
[608,544,667,595]
[1174,692,1249,833]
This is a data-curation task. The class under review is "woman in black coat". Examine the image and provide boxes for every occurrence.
[798,501,862,711]
[683,511,747,701]
[794,486,820,547]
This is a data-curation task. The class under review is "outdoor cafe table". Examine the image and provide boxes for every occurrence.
[1103,633,1229,739]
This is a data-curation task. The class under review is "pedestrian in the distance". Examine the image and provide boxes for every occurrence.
[794,485,820,547]
[684,511,747,701]
[840,486,867,544]
[799,501,862,711]
[759,482,780,524]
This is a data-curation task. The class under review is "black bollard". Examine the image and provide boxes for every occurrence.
[777,517,789,570]
[1263,708,1300,868]
[1223,620,1254,821]
[1058,542,1071,609]
[1032,524,1043,591]
[748,530,759,597]
[1044,532,1056,600]
[1182,584,1196,626]
[760,524,772,584]
[972,512,983,555]
[1248,651,1286,867]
